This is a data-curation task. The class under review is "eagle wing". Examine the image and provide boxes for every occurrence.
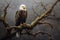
[15,11,27,21]
[15,10,27,26]
[15,11,20,22]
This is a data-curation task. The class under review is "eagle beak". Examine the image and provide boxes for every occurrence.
[22,6,26,10]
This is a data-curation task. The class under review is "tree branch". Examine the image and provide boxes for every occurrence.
[1,3,9,20]
[0,2,10,27]
[32,6,40,16]
[31,0,59,27]
[38,21,53,29]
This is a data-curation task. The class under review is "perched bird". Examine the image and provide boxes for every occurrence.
[15,4,27,26]
[15,4,27,37]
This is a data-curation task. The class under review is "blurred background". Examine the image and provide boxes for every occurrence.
[0,0,60,40]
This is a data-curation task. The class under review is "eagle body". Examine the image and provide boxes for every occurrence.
[15,4,27,26]
[15,10,27,26]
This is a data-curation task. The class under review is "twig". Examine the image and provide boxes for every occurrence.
[32,6,40,16]
[38,21,53,29]
[1,3,9,20]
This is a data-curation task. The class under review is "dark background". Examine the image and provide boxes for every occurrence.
[0,0,60,40]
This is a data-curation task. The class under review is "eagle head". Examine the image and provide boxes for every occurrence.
[19,4,27,11]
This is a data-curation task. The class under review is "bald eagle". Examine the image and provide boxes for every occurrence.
[15,4,27,26]
[15,4,27,37]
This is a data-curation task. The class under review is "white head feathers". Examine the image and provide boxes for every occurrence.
[19,4,27,11]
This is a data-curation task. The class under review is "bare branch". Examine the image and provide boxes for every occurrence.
[32,0,47,16]
[31,0,59,27]
[22,30,53,40]
[1,2,10,21]
[38,21,53,29]
[0,19,9,27]
[0,2,10,27]
[33,31,53,40]
[40,2,47,10]
[32,6,40,16]
[34,0,47,10]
